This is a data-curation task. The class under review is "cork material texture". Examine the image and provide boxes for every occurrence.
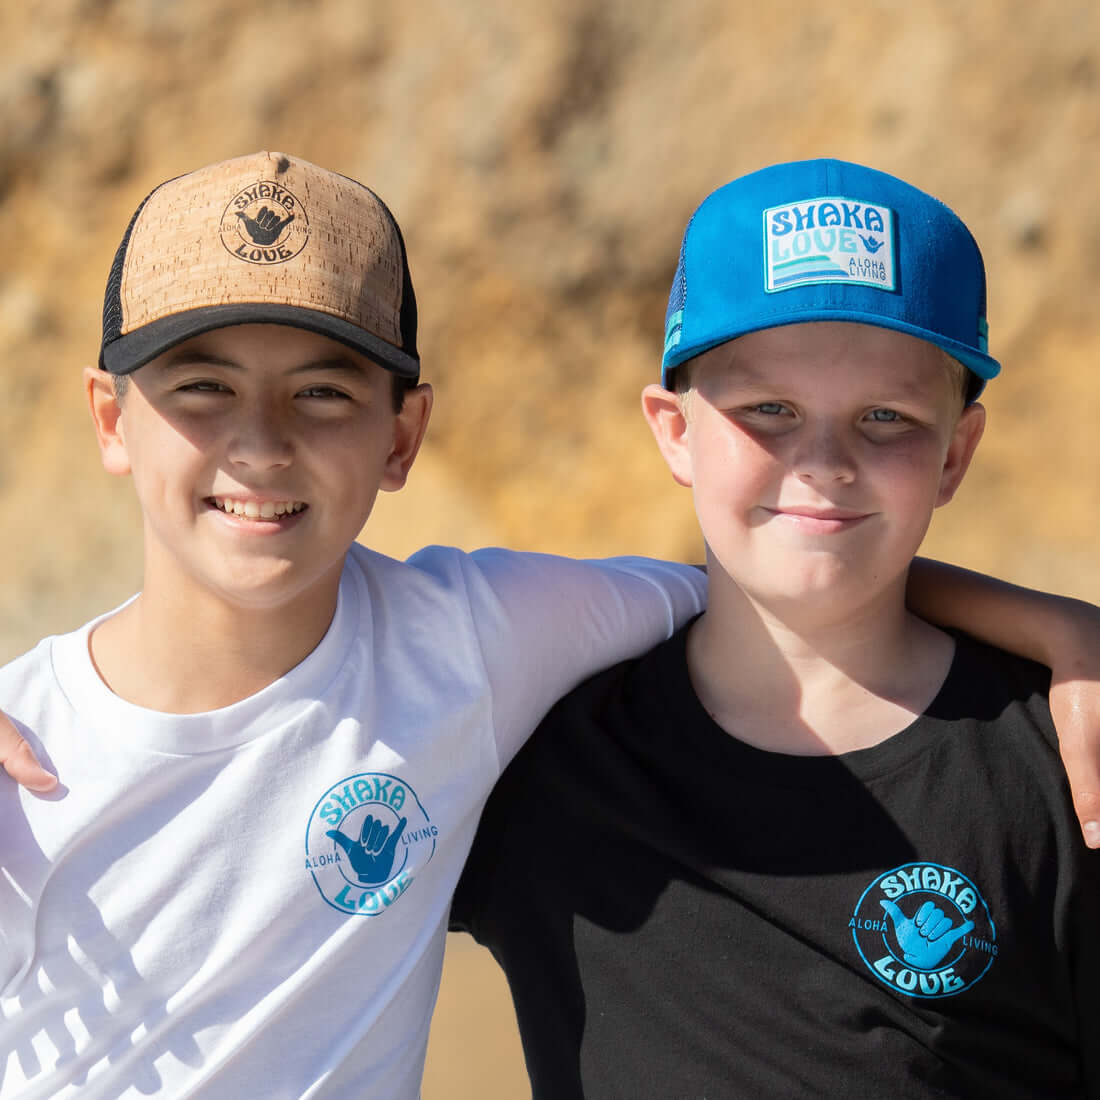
[118,151,405,349]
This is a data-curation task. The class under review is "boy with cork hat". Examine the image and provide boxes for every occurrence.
[0,151,1097,1097]
[0,150,709,1097]
[452,159,1100,1097]
[99,151,421,381]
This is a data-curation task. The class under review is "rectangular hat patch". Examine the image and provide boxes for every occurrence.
[763,196,895,293]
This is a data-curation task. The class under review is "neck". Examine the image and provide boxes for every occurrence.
[687,570,954,755]
[89,569,342,713]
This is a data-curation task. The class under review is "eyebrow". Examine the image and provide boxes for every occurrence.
[155,351,372,378]
[699,358,772,389]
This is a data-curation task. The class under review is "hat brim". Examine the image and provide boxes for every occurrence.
[100,303,421,380]
[661,311,1000,396]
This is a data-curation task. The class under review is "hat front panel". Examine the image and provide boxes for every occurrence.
[665,159,998,383]
[117,152,406,353]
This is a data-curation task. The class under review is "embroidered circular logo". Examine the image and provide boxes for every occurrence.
[305,773,437,917]
[850,862,997,998]
[219,179,310,264]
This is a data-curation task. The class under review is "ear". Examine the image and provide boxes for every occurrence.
[85,366,132,476]
[935,402,986,507]
[641,383,694,488]
[380,383,434,492]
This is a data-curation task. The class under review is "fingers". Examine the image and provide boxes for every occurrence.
[1049,675,1100,848]
[914,902,968,944]
[358,814,394,853]
[940,919,975,948]
[912,900,936,931]
[1,715,57,792]
[912,901,956,942]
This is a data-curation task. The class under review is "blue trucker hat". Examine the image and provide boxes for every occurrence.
[662,159,1000,395]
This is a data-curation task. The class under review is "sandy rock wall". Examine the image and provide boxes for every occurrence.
[2,0,1098,658]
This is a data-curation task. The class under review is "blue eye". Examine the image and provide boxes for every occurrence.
[867,408,901,422]
[753,402,787,415]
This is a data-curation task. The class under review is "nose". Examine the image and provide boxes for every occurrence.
[791,421,856,484]
[226,402,293,470]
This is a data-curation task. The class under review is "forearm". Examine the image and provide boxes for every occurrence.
[908,557,1099,668]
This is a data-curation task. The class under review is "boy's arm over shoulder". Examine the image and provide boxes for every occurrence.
[432,547,705,766]
[2,549,702,790]
[909,558,1100,849]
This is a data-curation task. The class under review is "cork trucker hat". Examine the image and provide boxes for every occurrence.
[662,158,1000,396]
[100,151,419,379]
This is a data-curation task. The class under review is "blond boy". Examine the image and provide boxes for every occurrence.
[453,160,1099,1098]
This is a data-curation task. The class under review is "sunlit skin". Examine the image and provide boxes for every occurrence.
[84,324,432,712]
[1,325,1098,843]
[643,322,986,753]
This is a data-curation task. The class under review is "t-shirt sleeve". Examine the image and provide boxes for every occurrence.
[448,741,519,935]
[457,550,705,768]
[449,686,552,936]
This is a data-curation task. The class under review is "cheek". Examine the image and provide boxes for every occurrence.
[690,421,778,483]
[872,436,950,495]
[307,425,394,493]
[126,407,214,462]
[688,433,777,531]
[125,425,212,502]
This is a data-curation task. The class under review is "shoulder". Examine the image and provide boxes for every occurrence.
[530,624,696,754]
[348,541,581,593]
[953,630,1051,691]
[344,541,482,607]
[929,633,1062,788]
[0,630,86,768]
[354,542,703,613]
[940,631,1052,724]
[0,634,63,705]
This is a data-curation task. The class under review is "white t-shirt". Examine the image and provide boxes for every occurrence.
[0,543,705,1099]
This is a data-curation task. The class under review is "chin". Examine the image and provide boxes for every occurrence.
[204,560,320,607]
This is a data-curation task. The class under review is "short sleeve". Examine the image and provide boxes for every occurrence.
[446,550,705,769]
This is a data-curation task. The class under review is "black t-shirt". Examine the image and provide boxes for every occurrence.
[452,627,1100,1099]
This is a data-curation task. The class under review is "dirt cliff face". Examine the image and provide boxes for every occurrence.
[1,0,1098,657]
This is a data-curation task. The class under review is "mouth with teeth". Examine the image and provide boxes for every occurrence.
[208,497,308,521]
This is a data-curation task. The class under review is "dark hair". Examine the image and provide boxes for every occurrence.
[389,371,417,412]
[113,366,416,411]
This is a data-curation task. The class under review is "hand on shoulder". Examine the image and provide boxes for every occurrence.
[0,711,57,792]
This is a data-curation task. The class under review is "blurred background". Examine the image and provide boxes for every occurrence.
[2,0,1097,1094]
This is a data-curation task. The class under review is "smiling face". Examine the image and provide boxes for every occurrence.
[643,322,985,621]
[87,324,431,619]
